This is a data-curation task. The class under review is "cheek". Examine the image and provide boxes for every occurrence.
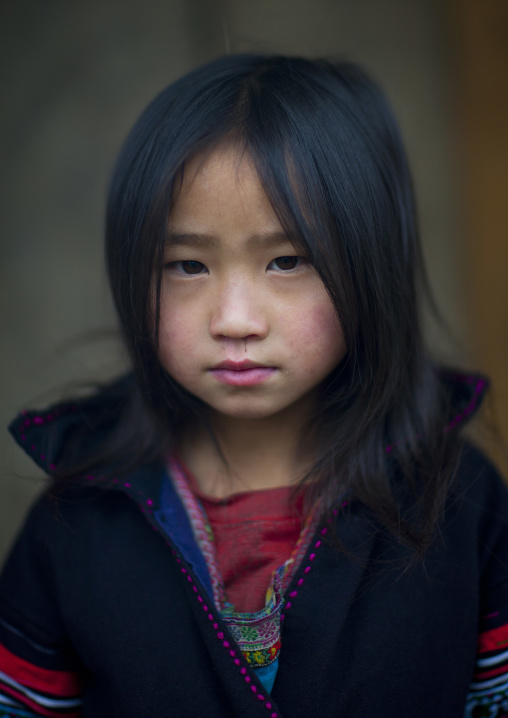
[158,305,200,375]
[289,298,343,347]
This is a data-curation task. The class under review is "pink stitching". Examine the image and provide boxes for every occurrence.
[71,464,282,713]
[166,535,269,707]
[186,550,267,700]
[282,502,347,617]
[385,376,487,450]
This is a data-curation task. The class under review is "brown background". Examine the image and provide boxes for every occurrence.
[1,0,507,563]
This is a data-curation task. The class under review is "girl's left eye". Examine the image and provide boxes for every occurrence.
[267,256,303,271]
[167,260,207,275]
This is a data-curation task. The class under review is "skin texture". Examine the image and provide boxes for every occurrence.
[159,144,346,495]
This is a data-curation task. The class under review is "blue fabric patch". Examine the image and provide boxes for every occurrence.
[153,474,214,601]
[254,659,279,694]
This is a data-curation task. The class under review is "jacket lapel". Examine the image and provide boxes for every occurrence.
[272,505,377,716]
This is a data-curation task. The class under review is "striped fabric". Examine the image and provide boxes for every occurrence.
[465,617,508,717]
[0,643,82,718]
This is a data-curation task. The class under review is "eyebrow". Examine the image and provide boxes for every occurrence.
[165,232,293,249]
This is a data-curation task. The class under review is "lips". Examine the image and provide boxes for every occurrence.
[209,360,277,386]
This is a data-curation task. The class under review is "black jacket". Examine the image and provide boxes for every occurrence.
[1,373,508,717]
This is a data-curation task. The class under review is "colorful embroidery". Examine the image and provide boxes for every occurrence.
[222,565,286,667]
[168,457,226,609]
[465,620,508,717]
[167,456,321,670]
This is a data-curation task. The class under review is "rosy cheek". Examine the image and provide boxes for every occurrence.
[292,303,341,344]
[159,314,195,373]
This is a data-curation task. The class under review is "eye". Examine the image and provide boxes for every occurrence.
[166,260,207,275]
[267,256,303,271]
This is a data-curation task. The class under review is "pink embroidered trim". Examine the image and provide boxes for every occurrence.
[169,550,278,713]
[280,499,321,594]
[167,455,322,609]
[110,476,279,714]
[280,502,346,620]
[168,456,226,609]
[384,375,487,453]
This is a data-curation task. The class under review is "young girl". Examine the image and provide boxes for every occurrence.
[0,55,507,718]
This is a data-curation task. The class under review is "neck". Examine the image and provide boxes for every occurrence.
[179,399,316,499]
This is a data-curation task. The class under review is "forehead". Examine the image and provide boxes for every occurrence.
[174,143,263,205]
[167,143,284,240]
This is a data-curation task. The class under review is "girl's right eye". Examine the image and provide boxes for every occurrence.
[166,260,207,275]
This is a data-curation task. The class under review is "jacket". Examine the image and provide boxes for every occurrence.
[1,372,508,717]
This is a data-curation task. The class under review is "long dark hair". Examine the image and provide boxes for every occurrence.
[60,55,462,557]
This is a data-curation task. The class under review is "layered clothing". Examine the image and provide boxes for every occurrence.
[0,373,507,717]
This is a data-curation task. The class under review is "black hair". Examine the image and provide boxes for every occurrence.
[62,55,462,558]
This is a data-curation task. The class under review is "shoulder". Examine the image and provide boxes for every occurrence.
[446,442,508,582]
[8,374,135,474]
[0,486,132,588]
[13,484,130,540]
[450,442,507,522]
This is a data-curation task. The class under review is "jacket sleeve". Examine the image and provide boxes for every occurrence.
[0,495,84,717]
[464,453,508,718]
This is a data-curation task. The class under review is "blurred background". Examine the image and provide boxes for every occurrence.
[1,0,507,563]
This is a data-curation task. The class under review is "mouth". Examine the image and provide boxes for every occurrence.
[209,360,277,387]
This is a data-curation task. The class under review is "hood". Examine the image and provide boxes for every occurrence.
[8,369,488,483]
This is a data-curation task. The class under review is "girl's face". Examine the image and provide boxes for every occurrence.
[159,143,346,425]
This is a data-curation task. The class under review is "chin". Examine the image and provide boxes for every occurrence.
[216,407,278,421]
[211,397,302,422]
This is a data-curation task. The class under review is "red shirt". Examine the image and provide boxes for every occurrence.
[192,481,304,613]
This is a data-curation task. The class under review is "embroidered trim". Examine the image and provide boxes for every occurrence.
[166,456,322,673]
[466,619,508,717]
[221,566,286,667]
[168,457,226,609]
[169,553,278,714]
[465,680,508,718]
[281,502,347,619]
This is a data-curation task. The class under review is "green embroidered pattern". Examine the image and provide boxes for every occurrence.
[168,455,323,671]
[465,682,508,717]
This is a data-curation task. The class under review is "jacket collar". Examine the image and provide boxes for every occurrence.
[8,369,488,504]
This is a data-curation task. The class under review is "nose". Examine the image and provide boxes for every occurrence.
[209,276,268,341]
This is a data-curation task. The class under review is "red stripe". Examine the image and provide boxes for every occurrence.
[475,663,508,680]
[0,681,81,718]
[478,623,508,654]
[0,643,82,697]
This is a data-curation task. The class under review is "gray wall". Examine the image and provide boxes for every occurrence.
[0,0,463,562]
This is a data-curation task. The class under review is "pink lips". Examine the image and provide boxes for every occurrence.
[209,360,276,387]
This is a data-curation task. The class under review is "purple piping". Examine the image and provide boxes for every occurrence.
[280,507,341,621]
[14,373,486,716]
[125,488,276,714]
